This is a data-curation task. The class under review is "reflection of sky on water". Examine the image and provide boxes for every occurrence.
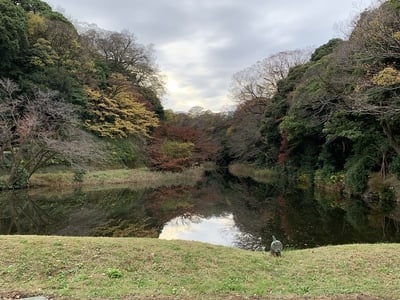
[159,213,241,247]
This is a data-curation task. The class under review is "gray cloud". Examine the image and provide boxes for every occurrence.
[46,0,377,112]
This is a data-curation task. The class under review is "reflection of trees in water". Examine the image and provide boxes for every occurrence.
[224,177,400,250]
[94,217,158,237]
[0,191,56,234]
[170,214,203,226]
[1,174,399,246]
[233,233,264,251]
[222,180,277,251]
[0,184,229,238]
[0,187,155,236]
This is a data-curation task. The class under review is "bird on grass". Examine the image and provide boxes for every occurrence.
[270,235,283,256]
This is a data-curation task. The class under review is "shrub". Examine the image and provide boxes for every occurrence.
[160,141,194,159]
[73,169,86,183]
[344,158,372,195]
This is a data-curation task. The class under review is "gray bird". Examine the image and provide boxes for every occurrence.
[270,235,283,256]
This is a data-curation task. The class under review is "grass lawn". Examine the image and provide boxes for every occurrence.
[0,235,399,299]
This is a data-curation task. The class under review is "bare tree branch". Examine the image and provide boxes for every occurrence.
[0,79,104,189]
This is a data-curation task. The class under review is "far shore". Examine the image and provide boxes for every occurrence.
[5,166,206,190]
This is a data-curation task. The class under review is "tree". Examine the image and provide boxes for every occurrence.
[81,28,165,117]
[314,2,400,183]
[259,39,349,170]
[228,49,311,165]
[310,38,342,62]
[12,0,52,14]
[82,29,165,97]
[148,120,220,171]
[0,0,28,77]
[84,73,159,139]
[279,54,340,143]
[0,79,100,189]
[342,3,400,154]
[230,49,311,105]
[226,98,266,162]
[166,108,229,164]
[9,1,89,105]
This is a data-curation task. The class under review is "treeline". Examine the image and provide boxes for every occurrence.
[226,0,400,197]
[2,0,400,198]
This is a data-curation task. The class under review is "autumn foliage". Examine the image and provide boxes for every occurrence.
[84,73,159,139]
[148,124,220,171]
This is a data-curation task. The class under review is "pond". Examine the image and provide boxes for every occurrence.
[1,174,399,250]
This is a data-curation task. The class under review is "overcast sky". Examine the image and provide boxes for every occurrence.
[45,0,377,112]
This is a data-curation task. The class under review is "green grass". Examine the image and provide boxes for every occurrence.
[0,235,399,299]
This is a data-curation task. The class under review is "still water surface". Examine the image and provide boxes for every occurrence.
[159,214,241,247]
[1,175,399,250]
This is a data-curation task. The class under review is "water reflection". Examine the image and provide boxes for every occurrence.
[159,213,241,247]
[0,175,399,250]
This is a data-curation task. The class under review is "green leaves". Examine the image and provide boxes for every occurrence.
[323,113,364,142]
[240,1,400,195]
[106,268,123,279]
[0,0,28,73]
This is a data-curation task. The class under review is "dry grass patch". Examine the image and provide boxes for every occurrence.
[28,167,204,189]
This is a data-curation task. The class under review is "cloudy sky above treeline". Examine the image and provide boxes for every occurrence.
[45,0,377,112]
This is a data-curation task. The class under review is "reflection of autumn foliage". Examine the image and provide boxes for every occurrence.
[144,183,224,227]
[148,124,220,171]
[278,132,290,165]
[144,186,194,225]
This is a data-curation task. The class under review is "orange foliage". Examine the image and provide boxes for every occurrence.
[148,124,220,171]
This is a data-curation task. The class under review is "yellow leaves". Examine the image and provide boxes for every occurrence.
[27,12,47,40]
[368,20,380,28]
[30,37,59,67]
[85,88,102,99]
[84,86,159,139]
[393,31,400,40]
[372,67,400,86]
[225,126,234,136]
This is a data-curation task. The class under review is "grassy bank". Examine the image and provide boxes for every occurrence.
[228,163,279,184]
[0,235,399,299]
[27,167,205,189]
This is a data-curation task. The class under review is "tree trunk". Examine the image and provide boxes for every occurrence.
[381,120,400,155]
[380,151,388,179]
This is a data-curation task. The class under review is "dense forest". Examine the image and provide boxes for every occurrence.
[1,0,400,205]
